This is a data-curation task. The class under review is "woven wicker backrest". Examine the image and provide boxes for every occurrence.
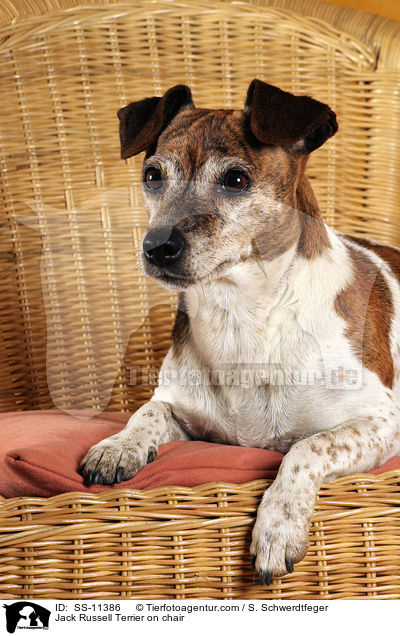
[0,0,400,414]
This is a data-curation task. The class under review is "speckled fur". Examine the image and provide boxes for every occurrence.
[81,95,400,582]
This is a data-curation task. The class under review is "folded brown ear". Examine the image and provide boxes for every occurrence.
[117,84,193,159]
[245,79,337,152]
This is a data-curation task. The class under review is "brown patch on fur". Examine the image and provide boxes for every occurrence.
[335,245,394,388]
[296,176,331,259]
[171,294,190,359]
[160,108,214,147]
[346,235,400,281]
[283,503,291,520]
[249,149,302,262]
[310,442,323,456]
[251,203,300,261]
[327,444,338,461]
[178,211,222,238]
[157,109,260,177]
[170,428,182,442]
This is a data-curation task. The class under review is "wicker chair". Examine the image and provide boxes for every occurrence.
[1,0,400,599]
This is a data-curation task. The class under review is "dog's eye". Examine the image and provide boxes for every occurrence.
[144,167,163,191]
[222,169,249,193]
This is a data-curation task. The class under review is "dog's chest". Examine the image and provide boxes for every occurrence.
[189,276,318,375]
[174,280,320,450]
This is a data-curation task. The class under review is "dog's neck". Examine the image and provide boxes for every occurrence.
[183,222,349,335]
[185,245,297,322]
[182,255,297,366]
[181,223,350,371]
[294,176,331,259]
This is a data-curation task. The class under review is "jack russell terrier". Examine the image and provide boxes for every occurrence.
[80,80,400,585]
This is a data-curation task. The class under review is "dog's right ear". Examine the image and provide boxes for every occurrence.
[117,84,193,159]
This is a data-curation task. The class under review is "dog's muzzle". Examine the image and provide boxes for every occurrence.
[143,226,186,268]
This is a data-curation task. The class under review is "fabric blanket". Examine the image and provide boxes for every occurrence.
[0,410,398,498]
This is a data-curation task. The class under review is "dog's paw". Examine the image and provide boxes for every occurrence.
[79,433,157,486]
[250,487,313,584]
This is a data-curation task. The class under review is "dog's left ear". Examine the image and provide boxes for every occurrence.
[117,84,193,159]
[245,79,338,153]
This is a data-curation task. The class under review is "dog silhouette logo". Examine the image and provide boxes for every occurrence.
[3,602,50,633]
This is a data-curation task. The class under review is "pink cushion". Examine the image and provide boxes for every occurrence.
[0,410,398,498]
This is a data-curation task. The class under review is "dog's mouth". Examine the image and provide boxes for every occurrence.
[147,258,236,290]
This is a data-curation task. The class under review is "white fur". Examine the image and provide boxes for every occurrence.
[152,227,387,449]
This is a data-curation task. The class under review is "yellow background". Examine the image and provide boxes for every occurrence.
[324,0,400,20]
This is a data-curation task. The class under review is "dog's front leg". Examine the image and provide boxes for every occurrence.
[80,400,190,485]
[251,414,400,584]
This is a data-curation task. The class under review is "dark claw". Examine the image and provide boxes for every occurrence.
[87,471,94,486]
[115,466,123,484]
[259,569,272,586]
[78,463,85,477]
[251,555,256,571]
[92,470,102,485]
[147,450,156,464]
[285,557,294,574]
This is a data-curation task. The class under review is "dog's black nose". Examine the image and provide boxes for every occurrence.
[143,226,185,267]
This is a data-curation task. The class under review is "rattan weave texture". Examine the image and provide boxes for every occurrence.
[0,0,400,600]
[1,474,400,600]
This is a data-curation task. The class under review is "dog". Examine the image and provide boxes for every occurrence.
[80,80,400,585]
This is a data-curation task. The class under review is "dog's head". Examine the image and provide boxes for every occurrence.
[118,80,337,289]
